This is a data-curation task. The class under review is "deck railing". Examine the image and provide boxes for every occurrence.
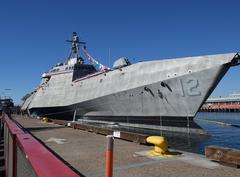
[1,112,81,177]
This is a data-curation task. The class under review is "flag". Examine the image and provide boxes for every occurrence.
[82,47,111,71]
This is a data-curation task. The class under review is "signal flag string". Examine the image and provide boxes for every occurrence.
[82,47,111,72]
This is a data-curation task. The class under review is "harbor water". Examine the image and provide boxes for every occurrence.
[80,112,240,154]
[151,112,240,154]
[193,112,240,154]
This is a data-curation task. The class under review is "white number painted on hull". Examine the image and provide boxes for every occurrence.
[179,78,201,97]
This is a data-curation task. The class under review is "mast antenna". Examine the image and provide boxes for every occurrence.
[66,32,86,59]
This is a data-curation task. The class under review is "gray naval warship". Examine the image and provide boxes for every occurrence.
[21,32,240,134]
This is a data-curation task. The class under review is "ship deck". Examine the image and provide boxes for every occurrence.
[10,115,240,177]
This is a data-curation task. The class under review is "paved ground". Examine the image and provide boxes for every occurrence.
[13,116,239,177]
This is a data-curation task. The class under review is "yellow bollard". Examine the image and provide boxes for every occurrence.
[146,136,182,158]
[146,136,168,155]
[42,117,49,123]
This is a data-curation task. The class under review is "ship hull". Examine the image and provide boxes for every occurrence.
[29,64,229,118]
[23,53,240,133]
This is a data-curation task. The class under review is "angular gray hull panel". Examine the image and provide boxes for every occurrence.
[73,64,230,118]
[23,53,239,132]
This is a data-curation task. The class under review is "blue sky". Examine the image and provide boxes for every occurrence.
[0,0,239,104]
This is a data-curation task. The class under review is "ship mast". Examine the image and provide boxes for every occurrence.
[66,32,86,62]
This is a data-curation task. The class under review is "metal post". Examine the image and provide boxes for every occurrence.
[72,110,77,122]
[105,135,114,177]
[27,109,31,117]
[72,110,77,129]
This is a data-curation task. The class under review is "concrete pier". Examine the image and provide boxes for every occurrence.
[11,115,240,177]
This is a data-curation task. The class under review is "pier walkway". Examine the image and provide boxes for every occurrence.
[3,115,240,177]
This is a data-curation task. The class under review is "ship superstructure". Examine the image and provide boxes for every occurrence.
[21,32,240,133]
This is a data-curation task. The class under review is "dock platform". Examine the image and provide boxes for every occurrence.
[5,115,240,177]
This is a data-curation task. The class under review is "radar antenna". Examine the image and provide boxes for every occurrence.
[66,32,86,60]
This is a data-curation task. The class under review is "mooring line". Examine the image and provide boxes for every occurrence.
[195,118,240,128]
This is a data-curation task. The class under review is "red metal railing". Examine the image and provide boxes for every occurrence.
[2,113,81,177]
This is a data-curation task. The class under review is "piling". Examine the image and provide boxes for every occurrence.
[105,135,114,177]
